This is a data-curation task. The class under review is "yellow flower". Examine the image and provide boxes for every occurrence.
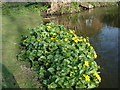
[93,72,97,76]
[56,39,59,42]
[37,40,40,42]
[72,36,83,43]
[78,39,83,42]
[94,52,97,58]
[74,39,79,43]
[66,33,69,35]
[70,30,75,33]
[90,46,93,50]
[64,48,67,50]
[51,38,59,42]
[52,33,56,35]
[47,26,51,29]
[87,43,90,47]
[83,74,90,81]
[84,61,89,66]
[64,38,68,42]
[83,38,86,42]
[93,73,101,82]
[51,38,56,40]
[72,37,75,40]
[24,40,26,42]
[72,37,78,40]
[74,34,77,37]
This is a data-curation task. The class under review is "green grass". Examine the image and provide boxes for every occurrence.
[2,3,44,88]
[2,2,48,16]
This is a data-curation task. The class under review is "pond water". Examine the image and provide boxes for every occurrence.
[45,6,119,88]
[2,6,119,88]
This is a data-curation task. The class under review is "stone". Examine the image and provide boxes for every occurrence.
[80,3,94,9]
[46,0,72,15]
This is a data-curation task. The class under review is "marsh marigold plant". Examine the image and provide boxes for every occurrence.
[18,23,101,88]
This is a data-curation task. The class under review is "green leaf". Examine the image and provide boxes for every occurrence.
[37,50,42,56]
[88,82,96,88]
[48,68,55,74]
[47,55,53,60]
[48,82,57,88]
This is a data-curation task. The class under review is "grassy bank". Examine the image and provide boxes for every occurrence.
[44,2,118,15]
[2,2,45,88]
[2,2,48,16]
[88,2,117,7]
[2,2,118,16]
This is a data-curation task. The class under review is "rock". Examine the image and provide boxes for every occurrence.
[80,3,94,9]
[46,0,72,15]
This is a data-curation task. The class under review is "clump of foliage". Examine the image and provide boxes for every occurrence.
[18,23,101,88]
[88,2,117,7]
[60,2,80,14]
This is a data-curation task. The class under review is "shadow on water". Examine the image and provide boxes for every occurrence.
[1,63,19,88]
[100,6,120,28]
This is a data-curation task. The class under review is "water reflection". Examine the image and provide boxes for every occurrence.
[45,11,103,37]
[100,6,120,28]
[46,6,119,88]
[90,26,118,88]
